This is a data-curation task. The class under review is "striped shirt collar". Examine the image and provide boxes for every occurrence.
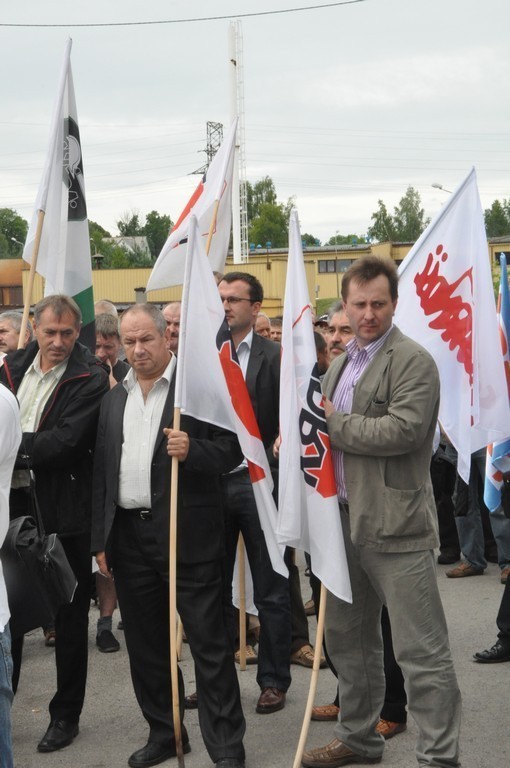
[345,325,394,363]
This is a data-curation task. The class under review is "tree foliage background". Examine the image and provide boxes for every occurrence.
[367,186,430,242]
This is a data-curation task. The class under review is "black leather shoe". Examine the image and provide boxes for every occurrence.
[473,639,510,663]
[96,629,120,653]
[215,759,245,768]
[128,739,191,768]
[37,719,79,752]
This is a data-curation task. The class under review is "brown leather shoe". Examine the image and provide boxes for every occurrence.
[501,566,510,584]
[301,738,381,767]
[311,703,340,722]
[234,645,258,665]
[256,687,286,714]
[291,644,326,669]
[446,562,484,578]
[375,718,407,739]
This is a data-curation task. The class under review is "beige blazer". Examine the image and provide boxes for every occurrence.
[323,326,440,552]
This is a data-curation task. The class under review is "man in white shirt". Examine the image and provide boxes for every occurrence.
[92,304,245,768]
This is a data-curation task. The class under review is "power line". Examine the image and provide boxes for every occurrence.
[0,1,367,28]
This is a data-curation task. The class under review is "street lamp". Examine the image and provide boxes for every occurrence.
[432,183,452,194]
[266,240,272,270]
[10,236,24,255]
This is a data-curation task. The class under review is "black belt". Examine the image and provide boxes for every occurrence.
[117,506,152,520]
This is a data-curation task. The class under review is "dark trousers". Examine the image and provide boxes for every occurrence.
[110,512,245,762]
[497,577,510,640]
[9,489,90,721]
[221,471,291,692]
[285,547,310,654]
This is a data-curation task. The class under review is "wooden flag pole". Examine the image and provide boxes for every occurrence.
[176,616,184,661]
[167,201,222,766]
[168,407,185,768]
[18,209,45,349]
[237,534,247,671]
[292,583,328,768]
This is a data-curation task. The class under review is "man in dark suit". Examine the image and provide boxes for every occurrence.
[91,303,245,768]
[218,272,291,715]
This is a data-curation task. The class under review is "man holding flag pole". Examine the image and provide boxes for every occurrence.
[302,256,461,768]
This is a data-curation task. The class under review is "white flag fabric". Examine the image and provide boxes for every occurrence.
[146,119,237,291]
[22,38,94,346]
[395,167,510,483]
[277,209,351,602]
[175,215,287,577]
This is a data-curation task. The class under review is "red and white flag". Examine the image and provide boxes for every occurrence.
[395,167,510,483]
[146,119,237,291]
[276,209,351,601]
[174,215,287,577]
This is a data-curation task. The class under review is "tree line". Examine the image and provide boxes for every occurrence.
[2,183,510,264]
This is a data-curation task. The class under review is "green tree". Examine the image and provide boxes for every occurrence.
[247,177,278,221]
[392,186,430,241]
[0,208,28,257]
[367,187,429,242]
[116,211,143,237]
[249,202,289,248]
[484,200,510,237]
[367,200,395,242]
[301,233,321,246]
[144,210,173,258]
[327,233,365,246]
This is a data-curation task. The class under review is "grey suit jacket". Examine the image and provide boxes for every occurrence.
[323,326,440,552]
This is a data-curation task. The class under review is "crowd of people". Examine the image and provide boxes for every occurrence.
[0,255,509,768]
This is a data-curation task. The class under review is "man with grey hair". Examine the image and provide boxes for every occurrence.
[92,303,245,768]
[0,311,33,361]
[162,301,181,354]
[0,294,109,754]
[94,299,118,317]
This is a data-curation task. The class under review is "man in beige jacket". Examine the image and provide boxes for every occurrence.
[302,256,461,768]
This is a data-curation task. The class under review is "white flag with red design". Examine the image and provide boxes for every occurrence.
[276,209,351,601]
[175,215,287,577]
[146,119,237,291]
[395,167,510,483]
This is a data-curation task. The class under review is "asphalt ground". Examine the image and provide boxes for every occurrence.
[11,557,510,768]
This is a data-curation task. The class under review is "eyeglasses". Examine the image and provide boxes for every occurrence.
[220,296,255,306]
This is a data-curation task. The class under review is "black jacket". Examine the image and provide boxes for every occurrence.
[90,374,243,564]
[0,341,109,536]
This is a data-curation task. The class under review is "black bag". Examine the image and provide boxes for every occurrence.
[0,488,77,638]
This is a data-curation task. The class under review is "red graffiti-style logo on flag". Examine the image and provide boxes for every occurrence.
[414,244,473,384]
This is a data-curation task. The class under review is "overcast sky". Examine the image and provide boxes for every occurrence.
[1,0,509,244]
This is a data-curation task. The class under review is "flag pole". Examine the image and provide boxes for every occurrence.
[18,210,45,349]
[292,583,328,768]
[168,439,185,768]
[237,535,247,671]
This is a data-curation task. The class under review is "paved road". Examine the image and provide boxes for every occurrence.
[11,558,510,768]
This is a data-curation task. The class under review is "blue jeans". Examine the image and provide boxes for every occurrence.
[0,623,14,768]
[455,448,510,570]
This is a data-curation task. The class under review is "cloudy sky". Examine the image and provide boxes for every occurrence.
[1,0,509,244]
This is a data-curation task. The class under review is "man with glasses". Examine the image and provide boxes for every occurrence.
[218,272,291,715]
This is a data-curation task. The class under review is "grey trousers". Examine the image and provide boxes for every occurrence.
[325,506,461,767]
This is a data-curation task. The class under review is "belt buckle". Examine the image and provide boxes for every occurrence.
[139,509,151,520]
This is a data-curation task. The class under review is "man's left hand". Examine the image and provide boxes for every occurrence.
[164,428,190,461]
[323,397,336,417]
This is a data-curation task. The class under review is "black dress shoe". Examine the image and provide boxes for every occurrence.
[184,690,198,709]
[473,639,510,663]
[215,759,245,768]
[37,719,79,752]
[96,629,120,653]
[128,739,191,768]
